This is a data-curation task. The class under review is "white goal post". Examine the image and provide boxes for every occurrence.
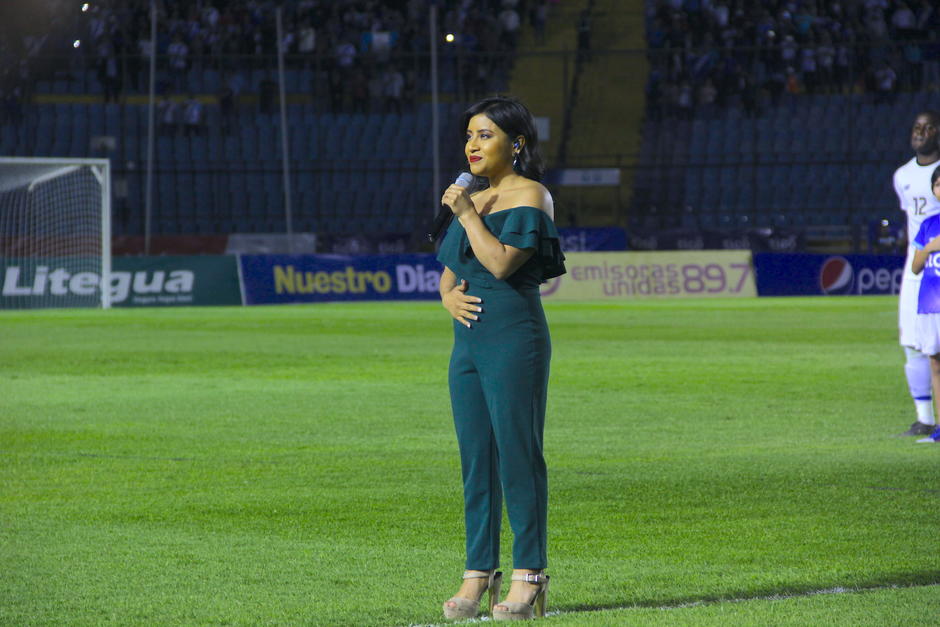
[0,157,111,309]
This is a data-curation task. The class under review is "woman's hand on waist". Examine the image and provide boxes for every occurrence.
[441,279,483,328]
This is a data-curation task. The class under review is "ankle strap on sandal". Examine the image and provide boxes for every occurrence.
[511,573,548,584]
[463,570,499,580]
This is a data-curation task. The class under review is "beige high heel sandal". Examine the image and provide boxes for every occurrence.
[442,570,503,620]
[492,572,550,621]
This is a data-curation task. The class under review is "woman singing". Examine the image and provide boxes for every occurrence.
[437,95,565,621]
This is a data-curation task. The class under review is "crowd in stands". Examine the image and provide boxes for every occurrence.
[645,0,940,119]
[0,0,548,116]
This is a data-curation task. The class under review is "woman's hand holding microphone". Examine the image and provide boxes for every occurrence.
[439,172,482,327]
[440,184,476,219]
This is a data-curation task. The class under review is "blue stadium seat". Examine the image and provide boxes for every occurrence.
[246,188,265,216]
[262,172,279,193]
[36,123,54,155]
[191,137,208,162]
[173,138,191,163]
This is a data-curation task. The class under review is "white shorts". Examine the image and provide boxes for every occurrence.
[915,313,940,356]
[900,275,922,347]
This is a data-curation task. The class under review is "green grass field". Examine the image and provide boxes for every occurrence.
[1,297,938,626]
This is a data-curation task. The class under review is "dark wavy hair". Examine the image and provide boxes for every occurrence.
[461,95,545,182]
[932,164,940,188]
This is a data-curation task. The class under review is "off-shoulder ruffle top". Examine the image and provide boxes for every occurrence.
[436,205,567,290]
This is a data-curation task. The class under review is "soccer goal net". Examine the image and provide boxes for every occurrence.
[0,157,111,309]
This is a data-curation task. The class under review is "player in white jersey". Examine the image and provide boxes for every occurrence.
[894,110,940,436]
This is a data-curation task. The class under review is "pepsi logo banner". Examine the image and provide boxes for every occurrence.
[753,253,905,296]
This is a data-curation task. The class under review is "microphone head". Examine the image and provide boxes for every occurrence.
[455,172,473,188]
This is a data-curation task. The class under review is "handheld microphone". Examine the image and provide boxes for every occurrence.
[428,172,474,242]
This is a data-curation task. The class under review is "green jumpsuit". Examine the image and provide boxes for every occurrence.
[436,205,566,570]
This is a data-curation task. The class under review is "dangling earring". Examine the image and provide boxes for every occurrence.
[513,153,519,169]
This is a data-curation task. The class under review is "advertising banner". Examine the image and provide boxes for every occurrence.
[1,257,101,309]
[556,227,627,252]
[111,256,242,307]
[225,233,318,255]
[544,168,621,186]
[539,250,756,301]
[753,253,906,296]
[0,255,243,308]
[315,232,412,255]
[239,253,442,305]
[628,228,805,252]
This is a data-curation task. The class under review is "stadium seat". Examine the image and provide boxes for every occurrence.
[173,138,191,163]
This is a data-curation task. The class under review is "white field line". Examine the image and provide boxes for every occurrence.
[404,581,940,627]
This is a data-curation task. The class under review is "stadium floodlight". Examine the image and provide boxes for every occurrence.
[0,157,111,309]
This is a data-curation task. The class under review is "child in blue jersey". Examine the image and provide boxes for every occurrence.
[911,164,940,443]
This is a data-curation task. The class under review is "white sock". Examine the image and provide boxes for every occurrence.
[915,399,936,425]
[904,348,935,424]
